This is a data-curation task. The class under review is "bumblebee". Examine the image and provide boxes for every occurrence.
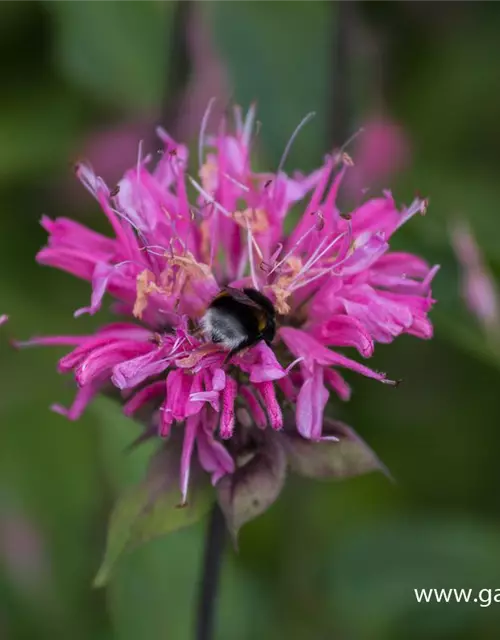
[201,287,276,361]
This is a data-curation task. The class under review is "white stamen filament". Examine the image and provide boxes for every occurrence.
[223,172,249,191]
[289,263,340,293]
[246,220,260,290]
[285,357,304,374]
[199,97,216,169]
[209,204,218,267]
[291,231,347,286]
[140,244,169,254]
[187,176,232,220]
[267,226,318,276]
[242,103,256,148]
[397,197,426,229]
[338,127,365,154]
[292,234,330,278]
[276,111,316,179]
[289,241,356,293]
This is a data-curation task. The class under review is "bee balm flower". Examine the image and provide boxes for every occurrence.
[21,106,437,534]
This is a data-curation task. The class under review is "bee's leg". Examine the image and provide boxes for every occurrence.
[223,337,255,365]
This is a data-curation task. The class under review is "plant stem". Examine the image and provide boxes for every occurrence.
[195,503,226,640]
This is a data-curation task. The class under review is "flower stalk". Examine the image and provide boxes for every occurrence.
[196,503,226,640]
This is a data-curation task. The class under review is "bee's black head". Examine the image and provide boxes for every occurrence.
[242,288,276,344]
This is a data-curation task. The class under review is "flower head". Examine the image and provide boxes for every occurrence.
[21,106,437,530]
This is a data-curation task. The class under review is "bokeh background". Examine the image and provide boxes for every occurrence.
[2,1,500,638]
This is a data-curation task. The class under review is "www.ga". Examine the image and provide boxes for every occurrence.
[414,588,500,607]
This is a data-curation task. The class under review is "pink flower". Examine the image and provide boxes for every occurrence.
[21,106,437,515]
[344,118,411,195]
[451,220,499,331]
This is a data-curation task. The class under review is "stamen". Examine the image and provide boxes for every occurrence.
[251,234,264,261]
[397,197,428,229]
[261,244,284,274]
[246,219,260,290]
[139,244,170,254]
[198,97,216,169]
[242,103,257,147]
[292,231,347,284]
[223,172,249,191]
[276,111,316,178]
[209,204,218,268]
[285,357,304,374]
[137,139,143,176]
[289,232,349,292]
[268,227,318,276]
[338,127,365,155]
[187,176,232,219]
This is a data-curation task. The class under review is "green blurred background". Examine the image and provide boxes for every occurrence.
[2,1,500,638]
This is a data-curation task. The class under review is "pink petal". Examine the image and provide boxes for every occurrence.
[280,327,395,384]
[309,315,374,357]
[74,262,124,317]
[123,381,165,416]
[240,385,267,429]
[111,347,171,389]
[324,368,351,401]
[220,376,237,439]
[180,414,199,504]
[51,382,100,421]
[296,365,328,440]
[76,340,153,386]
[256,381,283,430]
[197,415,235,485]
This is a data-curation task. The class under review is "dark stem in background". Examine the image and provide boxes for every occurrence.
[196,503,226,640]
[329,0,354,147]
[157,0,193,147]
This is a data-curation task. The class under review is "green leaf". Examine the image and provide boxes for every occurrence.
[282,418,390,480]
[94,443,213,587]
[48,1,173,111]
[216,432,287,541]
